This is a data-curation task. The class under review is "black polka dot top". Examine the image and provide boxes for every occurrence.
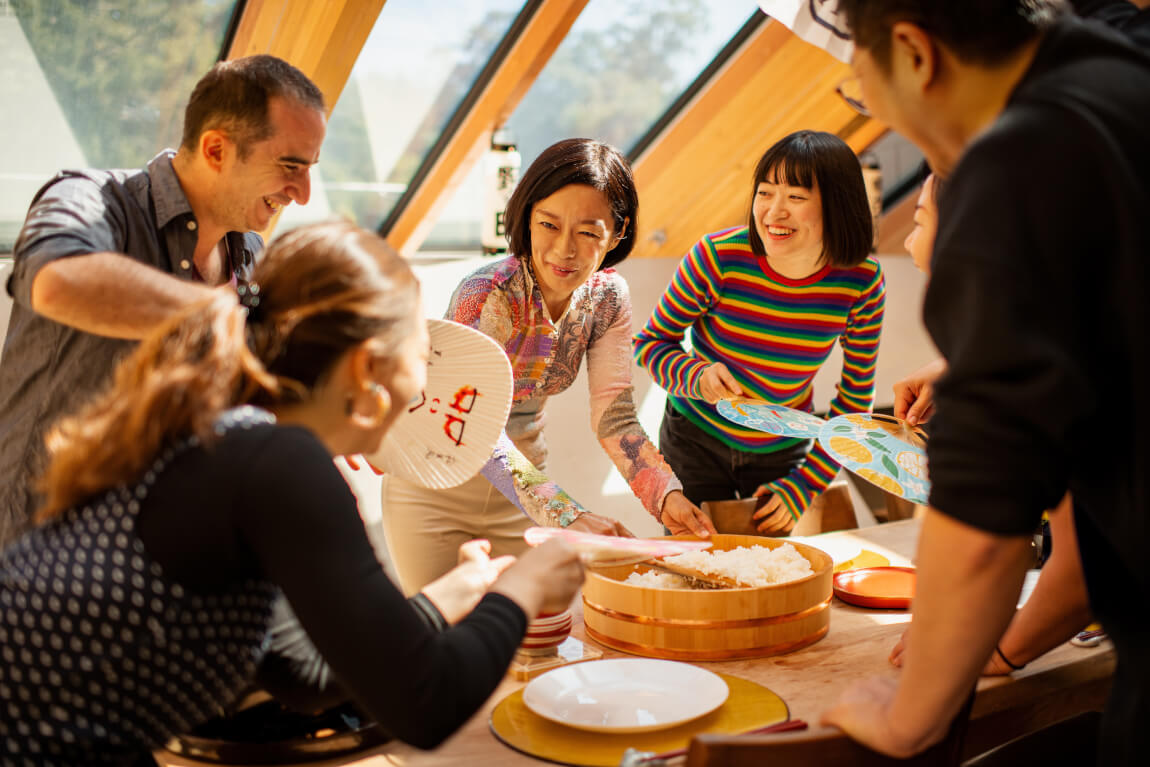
[0,407,278,765]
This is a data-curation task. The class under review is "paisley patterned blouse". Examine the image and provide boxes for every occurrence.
[450,255,682,524]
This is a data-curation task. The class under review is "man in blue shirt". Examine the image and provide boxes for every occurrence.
[0,55,326,545]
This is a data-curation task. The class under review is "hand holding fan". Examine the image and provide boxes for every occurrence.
[364,319,512,489]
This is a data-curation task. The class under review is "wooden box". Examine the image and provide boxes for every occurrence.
[582,534,832,661]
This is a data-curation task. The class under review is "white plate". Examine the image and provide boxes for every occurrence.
[522,658,729,733]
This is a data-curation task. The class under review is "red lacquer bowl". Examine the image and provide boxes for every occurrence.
[519,609,573,655]
[832,566,916,609]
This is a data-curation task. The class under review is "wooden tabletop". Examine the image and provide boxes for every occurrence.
[157,519,1114,766]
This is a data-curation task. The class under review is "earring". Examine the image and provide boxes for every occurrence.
[346,382,390,429]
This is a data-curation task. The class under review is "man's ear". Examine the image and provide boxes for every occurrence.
[890,21,940,93]
[199,129,230,172]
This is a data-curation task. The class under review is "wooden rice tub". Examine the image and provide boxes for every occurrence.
[582,534,832,661]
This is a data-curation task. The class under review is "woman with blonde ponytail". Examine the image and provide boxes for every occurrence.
[0,221,584,764]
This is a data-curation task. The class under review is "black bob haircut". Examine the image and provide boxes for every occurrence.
[747,130,873,269]
[504,138,638,271]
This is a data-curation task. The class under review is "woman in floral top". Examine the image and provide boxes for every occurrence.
[383,139,714,593]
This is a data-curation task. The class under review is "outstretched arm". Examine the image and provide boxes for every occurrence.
[30,253,215,339]
[888,496,1092,674]
[589,276,714,536]
[238,430,585,749]
[632,237,724,399]
[982,496,1092,673]
[824,509,1033,756]
[480,433,632,536]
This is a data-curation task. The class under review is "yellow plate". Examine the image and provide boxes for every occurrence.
[834,549,891,573]
[489,672,787,767]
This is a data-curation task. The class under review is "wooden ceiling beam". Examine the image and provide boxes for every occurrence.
[631,21,884,261]
[384,0,591,256]
[223,0,386,240]
[226,0,387,115]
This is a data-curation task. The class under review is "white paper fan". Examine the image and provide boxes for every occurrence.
[366,319,512,488]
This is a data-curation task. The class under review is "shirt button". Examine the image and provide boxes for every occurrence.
[180,260,191,270]
[187,220,197,231]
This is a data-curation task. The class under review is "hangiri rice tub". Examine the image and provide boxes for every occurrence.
[582,534,833,660]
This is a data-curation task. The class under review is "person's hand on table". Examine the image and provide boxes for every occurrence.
[893,357,948,426]
[699,362,744,404]
[821,676,922,758]
[491,538,585,618]
[420,539,516,624]
[888,620,1022,677]
[661,490,716,538]
[751,487,797,534]
[567,512,634,538]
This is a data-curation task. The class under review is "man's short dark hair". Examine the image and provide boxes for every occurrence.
[747,130,873,268]
[181,55,325,159]
[504,138,638,271]
[837,0,1067,70]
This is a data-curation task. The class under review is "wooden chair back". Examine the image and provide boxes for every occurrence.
[685,693,973,767]
[792,480,858,535]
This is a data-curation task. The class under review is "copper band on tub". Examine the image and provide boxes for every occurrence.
[584,624,829,661]
[580,595,831,629]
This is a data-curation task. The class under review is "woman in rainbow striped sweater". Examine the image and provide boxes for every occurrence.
[634,131,885,534]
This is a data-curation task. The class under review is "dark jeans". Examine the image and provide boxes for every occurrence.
[658,400,810,507]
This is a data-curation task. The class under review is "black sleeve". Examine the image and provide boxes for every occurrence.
[923,106,1104,535]
[233,427,527,749]
[1071,0,1150,47]
[1072,0,1138,23]
[8,173,127,306]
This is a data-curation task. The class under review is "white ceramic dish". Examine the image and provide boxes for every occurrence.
[522,658,729,733]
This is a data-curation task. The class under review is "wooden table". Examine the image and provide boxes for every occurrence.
[158,520,1114,766]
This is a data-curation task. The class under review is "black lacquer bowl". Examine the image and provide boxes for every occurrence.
[164,700,389,764]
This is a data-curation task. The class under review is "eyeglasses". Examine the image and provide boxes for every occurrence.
[836,76,870,117]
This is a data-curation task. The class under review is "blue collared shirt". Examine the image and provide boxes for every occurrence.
[0,151,262,544]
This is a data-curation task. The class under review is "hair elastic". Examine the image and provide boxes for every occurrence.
[995,643,1025,671]
[237,282,262,320]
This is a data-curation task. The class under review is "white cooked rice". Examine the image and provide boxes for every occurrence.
[623,570,692,589]
[661,543,813,588]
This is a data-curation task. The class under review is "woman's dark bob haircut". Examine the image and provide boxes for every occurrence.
[747,130,873,269]
[504,138,638,271]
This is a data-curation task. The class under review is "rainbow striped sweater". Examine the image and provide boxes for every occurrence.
[633,226,885,518]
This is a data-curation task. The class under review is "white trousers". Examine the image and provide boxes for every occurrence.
[381,472,531,595]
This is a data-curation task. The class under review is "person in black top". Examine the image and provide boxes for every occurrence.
[824,2,1150,765]
[0,220,584,764]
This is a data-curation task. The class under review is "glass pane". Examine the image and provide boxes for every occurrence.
[420,0,757,253]
[277,0,529,235]
[0,0,239,251]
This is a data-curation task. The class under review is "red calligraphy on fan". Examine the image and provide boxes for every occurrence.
[408,386,481,447]
[442,386,480,446]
